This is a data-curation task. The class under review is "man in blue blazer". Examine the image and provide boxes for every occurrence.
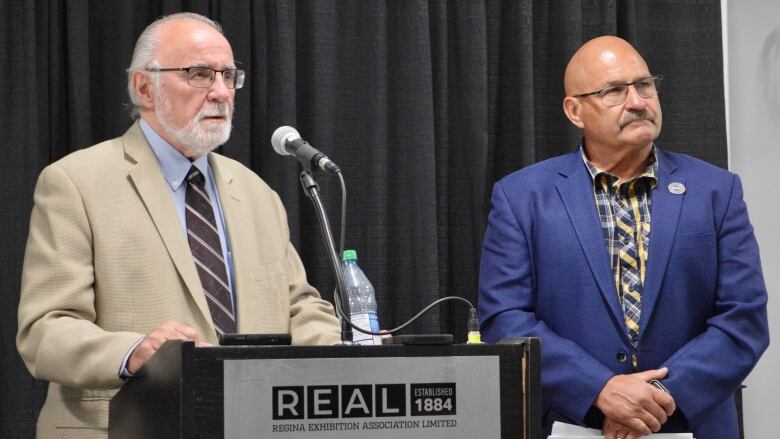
[479,36,769,439]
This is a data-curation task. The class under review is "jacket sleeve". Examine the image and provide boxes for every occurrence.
[16,164,143,389]
[478,181,615,423]
[661,175,769,427]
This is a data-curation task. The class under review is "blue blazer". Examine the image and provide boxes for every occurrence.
[479,148,769,438]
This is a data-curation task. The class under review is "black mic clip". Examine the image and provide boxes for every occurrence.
[294,140,341,174]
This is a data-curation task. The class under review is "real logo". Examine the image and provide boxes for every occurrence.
[272,384,407,420]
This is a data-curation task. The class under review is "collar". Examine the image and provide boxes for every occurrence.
[580,144,658,187]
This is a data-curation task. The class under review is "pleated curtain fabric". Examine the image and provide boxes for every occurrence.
[0,2,728,437]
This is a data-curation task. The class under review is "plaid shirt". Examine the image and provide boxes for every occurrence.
[581,147,658,300]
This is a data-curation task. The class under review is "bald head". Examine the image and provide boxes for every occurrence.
[561,36,662,165]
[564,36,649,96]
[153,18,232,68]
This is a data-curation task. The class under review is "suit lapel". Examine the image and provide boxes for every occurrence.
[638,148,684,337]
[209,156,279,333]
[209,157,247,331]
[122,123,212,326]
[556,152,627,329]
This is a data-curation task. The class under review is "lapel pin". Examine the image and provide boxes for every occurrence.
[668,182,686,195]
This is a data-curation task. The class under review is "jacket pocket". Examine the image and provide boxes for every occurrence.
[57,397,110,429]
[674,230,715,250]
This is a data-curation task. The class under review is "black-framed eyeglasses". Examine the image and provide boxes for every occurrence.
[574,75,663,107]
[145,66,246,89]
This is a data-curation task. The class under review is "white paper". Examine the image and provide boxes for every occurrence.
[551,422,602,436]
[548,421,695,439]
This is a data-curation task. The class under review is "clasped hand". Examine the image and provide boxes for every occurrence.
[597,368,676,438]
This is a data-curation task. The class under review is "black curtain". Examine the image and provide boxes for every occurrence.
[0,1,726,436]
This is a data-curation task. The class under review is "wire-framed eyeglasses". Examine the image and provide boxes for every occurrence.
[574,75,663,107]
[145,66,246,89]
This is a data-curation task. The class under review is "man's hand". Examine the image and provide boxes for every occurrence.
[602,418,642,439]
[595,368,676,435]
[126,320,210,374]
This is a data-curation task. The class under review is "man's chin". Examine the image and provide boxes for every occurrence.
[194,124,232,149]
[622,133,658,149]
[616,125,656,145]
[156,114,232,157]
[179,129,231,157]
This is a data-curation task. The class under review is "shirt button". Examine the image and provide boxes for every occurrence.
[617,351,628,363]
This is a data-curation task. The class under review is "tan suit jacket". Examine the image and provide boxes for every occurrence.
[17,122,341,438]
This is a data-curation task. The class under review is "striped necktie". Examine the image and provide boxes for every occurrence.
[185,166,236,335]
[614,183,645,352]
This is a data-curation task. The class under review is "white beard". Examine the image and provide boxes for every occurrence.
[155,91,233,158]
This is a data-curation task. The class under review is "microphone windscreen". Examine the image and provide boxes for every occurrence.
[271,126,301,156]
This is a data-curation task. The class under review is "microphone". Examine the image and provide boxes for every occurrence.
[271,126,341,174]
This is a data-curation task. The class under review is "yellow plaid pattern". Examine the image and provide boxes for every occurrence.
[582,148,657,359]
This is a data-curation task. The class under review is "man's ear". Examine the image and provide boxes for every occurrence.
[132,71,155,110]
[562,96,584,129]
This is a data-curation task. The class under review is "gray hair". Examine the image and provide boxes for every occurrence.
[126,12,223,119]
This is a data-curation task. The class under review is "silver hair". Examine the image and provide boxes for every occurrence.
[126,12,223,119]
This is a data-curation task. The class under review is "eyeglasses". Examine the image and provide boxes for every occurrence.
[574,75,663,107]
[145,66,246,89]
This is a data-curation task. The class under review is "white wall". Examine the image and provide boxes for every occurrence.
[724,1,780,437]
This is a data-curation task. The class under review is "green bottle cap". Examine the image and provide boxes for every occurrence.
[342,249,358,261]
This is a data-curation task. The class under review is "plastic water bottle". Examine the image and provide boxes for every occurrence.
[342,250,382,345]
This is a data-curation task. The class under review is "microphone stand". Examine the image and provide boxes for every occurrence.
[299,170,353,344]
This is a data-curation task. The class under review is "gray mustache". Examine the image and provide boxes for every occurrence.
[620,112,654,128]
[200,104,231,119]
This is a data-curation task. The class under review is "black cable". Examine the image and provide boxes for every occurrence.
[378,296,475,335]
[330,171,349,337]
[338,171,346,256]
[336,294,476,336]
[326,170,478,339]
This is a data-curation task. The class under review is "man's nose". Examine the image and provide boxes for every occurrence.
[624,85,647,110]
[207,72,232,101]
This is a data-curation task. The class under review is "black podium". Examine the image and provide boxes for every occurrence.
[109,339,540,439]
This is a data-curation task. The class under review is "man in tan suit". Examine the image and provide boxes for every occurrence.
[17,12,341,438]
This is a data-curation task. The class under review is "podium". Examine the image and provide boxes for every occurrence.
[109,339,540,439]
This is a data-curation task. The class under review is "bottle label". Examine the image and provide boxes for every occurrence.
[350,312,382,345]
[368,313,382,345]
